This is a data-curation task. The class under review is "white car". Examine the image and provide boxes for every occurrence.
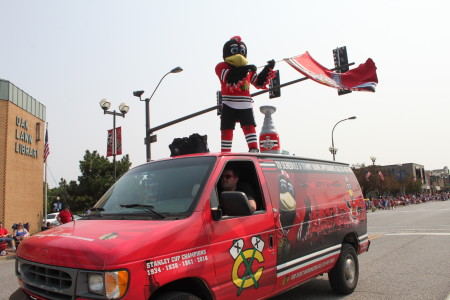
[44,213,60,226]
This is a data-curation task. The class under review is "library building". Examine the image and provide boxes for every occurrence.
[0,79,46,234]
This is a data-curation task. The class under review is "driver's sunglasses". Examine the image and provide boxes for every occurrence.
[221,174,235,180]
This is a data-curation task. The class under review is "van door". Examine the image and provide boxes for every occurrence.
[207,159,277,299]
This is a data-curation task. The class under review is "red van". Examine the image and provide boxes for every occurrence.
[16,153,369,300]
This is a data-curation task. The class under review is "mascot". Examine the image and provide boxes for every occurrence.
[216,36,275,152]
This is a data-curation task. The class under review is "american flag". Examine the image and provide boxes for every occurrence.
[378,171,385,181]
[365,171,371,181]
[44,128,50,162]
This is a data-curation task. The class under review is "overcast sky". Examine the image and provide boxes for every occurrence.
[1,0,449,187]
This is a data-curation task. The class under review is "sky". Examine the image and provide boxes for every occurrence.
[1,0,449,187]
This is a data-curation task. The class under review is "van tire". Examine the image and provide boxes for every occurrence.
[328,243,359,295]
[154,292,201,300]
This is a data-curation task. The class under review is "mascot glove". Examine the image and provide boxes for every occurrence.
[247,64,257,72]
[266,59,275,69]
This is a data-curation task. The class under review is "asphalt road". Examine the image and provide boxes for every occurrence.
[2,200,450,300]
[271,200,450,300]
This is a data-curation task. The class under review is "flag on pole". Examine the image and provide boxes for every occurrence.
[107,127,122,157]
[378,171,385,181]
[284,52,378,92]
[44,128,50,162]
[365,171,371,181]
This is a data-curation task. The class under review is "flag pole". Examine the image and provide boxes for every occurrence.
[147,62,356,135]
[44,123,48,229]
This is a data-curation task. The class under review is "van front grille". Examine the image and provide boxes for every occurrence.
[23,264,72,289]
[18,259,78,300]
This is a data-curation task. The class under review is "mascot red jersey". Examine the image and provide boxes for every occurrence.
[215,36,275,152]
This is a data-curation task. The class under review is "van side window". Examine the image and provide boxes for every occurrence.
[214,161,265,217]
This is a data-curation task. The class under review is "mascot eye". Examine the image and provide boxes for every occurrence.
[280,180,288,193]
[231,46,239,55]
[288,183,295,196]
[239,46,246,55]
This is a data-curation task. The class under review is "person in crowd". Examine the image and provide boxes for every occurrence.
[41,222,54,231]
[57,205,74,224]
[0,221,16,251]
[13,223,30,242]
[220,167,257,213]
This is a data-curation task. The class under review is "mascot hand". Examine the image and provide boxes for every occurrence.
[247,64,257,72]
[226,65,251,84]
[255,59,276,88]
[266,59,275,69]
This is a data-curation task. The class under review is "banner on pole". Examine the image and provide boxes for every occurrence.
[285,52,378,92]
[116,127,122,155]
[107,127,122,157]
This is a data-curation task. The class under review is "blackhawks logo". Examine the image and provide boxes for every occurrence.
[229,236,265,296]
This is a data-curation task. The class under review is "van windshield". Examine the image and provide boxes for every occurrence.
[93,156,216,219]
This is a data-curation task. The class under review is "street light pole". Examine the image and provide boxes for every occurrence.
[100,99,130,182]
[330,116,356,161]
[134,66,183,163]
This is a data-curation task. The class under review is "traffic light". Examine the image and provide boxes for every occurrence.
[216,91,223,115]
[333,46,352,96]
[269,70,281,99]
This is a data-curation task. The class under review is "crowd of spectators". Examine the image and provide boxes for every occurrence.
[366,192,449,211]
[0,222,31,254]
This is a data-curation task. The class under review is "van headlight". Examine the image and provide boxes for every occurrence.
[16,260,22,274]
[88,270,129,299]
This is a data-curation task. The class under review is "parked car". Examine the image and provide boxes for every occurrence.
[43,212,60,226]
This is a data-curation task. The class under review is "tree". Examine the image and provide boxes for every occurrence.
[352,163,399,198]
[48,150,132,214]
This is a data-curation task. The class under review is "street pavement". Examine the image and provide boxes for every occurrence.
[2,200,450,300]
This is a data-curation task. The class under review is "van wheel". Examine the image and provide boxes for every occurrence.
[328,243,359,295]
[154,292,201,300]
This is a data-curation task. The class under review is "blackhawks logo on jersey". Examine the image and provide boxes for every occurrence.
[229,236,265,296]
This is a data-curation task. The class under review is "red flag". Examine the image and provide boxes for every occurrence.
[378,171,385,181]
[285,52,378,92]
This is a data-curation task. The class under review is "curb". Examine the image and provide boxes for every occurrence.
[0,252,16,261]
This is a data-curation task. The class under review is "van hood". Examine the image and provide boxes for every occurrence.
[18,212,208,269]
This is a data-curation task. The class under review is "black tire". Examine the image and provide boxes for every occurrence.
[328,243,359,295]
[154,291,201,300]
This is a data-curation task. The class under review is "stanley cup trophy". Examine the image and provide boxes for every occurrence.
[259,105,281,153]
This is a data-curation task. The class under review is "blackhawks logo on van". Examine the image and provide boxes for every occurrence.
[229,236,265,296]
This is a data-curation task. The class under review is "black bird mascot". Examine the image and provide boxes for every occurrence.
[215,36,275,152]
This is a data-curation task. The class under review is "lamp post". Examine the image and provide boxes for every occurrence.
[134,66,183,162]
[100,99,130,182]
[370,156,377,166]
[330,116,356,161]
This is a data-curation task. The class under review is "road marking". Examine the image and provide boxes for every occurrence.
[368,234,382,240]
[386,233,450,236]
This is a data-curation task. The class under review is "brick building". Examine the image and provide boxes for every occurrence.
[0,79,46,234]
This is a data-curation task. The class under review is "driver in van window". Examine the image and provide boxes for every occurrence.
[220,167,257,213]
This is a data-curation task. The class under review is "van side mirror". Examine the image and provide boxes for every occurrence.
[220,191,253,216]
[211,208,222,221]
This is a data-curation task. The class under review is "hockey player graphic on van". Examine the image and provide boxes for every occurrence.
[277,171,296,260]
[344,176,361,222]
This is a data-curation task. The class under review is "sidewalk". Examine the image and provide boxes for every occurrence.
[0,251,16,261]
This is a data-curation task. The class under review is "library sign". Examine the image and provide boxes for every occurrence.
[14,116,39,159]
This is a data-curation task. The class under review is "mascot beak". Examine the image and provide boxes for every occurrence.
[225,54,248,67]
[280,192,296,211]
